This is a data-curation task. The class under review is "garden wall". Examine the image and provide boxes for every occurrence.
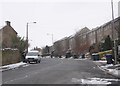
[2,49,21,66]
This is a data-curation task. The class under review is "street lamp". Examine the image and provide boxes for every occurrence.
[26,22,36,53]
[111,0,117,64]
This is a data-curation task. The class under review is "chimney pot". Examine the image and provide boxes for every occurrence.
[5,21,11,26]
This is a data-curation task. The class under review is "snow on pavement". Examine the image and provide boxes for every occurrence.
[101,64,113,69]
[0,62,27,71]
[100,64,120,77]
[94,60,120,78]
[93,60,107,63]
[74,58,88,60]
[72,77,119,84]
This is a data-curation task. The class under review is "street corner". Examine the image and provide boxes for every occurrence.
[107,69,120,79]
[93,60,120,78]
[100,64,120,78]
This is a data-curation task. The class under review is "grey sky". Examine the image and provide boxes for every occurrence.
[0,0,119,49]
[118,1,120,16]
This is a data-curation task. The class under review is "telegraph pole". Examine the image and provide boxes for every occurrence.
[26,23,28,53]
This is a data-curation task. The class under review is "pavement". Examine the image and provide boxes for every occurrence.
[94,60,120,79]
[0,62,28,72]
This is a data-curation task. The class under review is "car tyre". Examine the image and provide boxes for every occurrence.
[35,60,38,63]
[38,60,41,63]
[28,61,31,64]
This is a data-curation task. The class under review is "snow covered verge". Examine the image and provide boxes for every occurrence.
[94,60,120,78]
[0,62,28,72]
[100,64,120,78]
[72,77,119,85]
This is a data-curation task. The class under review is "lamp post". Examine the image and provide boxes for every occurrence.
[111,0,117,64]
[26,22,36,53]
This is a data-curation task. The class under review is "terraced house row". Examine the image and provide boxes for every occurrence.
[52,16,120,56]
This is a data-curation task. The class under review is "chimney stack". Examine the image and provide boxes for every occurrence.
[5,21,11,26]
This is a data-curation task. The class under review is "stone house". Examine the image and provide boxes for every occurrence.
[0,21,18,48]
[0,21,21,65]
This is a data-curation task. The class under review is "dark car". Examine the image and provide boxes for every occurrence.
[73,54,79,59]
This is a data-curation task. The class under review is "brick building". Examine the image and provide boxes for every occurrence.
[53,40,62,56]
[89,17,120,54]
[52,16,120,57]
[68,35,76,53]
[75,27,90,54]
[53,37,69,56]
[88,28,97,45]
[97,17,119,42]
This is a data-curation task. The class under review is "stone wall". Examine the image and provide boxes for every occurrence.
[2,49,21,66]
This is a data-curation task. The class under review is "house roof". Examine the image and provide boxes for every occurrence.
[0,21,17,34]
[77,27,90,35]
[2,26,18,34]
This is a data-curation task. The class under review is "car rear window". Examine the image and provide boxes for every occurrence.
[27,52,39,56]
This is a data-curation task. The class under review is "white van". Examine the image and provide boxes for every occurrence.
[25,50,41,63]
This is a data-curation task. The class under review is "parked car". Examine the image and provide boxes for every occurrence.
[79,54,85,59]
[73,54,79,59]
[25,50,41,63]
[65,50,71,58]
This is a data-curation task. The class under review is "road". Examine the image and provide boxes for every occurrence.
[2,57,119,85]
